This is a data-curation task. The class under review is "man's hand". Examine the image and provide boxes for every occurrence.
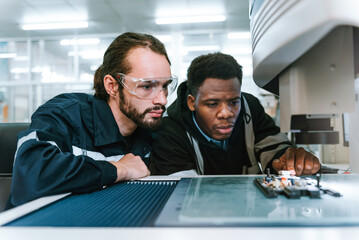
[110,153,150,182]
[272,147,321,176]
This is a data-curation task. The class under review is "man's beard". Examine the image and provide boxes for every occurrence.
[119,93,166,130]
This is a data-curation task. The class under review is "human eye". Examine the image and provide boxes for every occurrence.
[162,81,170,91]
[138,81,156,91]
[229,98,240,106]
[206,102,218,108]
[162,80,172,92]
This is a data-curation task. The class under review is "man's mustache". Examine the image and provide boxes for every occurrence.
[142,105,166,116]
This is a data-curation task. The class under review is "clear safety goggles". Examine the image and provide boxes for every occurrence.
[114,73,178,100]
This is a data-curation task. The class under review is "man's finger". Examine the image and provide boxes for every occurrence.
[284,147,295,172]
[301,152,314,175]
[294,147,306,176]
[312,156,321,174]
[272,159,285,172]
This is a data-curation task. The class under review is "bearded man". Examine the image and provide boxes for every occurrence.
[8,32,177,208]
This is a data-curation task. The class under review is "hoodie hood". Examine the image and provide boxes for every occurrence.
[166,81,196,135]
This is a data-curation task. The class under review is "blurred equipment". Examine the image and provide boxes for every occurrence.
[249,0,359,172]
[0,123,29,212]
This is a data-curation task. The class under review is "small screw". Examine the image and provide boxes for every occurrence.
[316,173,321,188]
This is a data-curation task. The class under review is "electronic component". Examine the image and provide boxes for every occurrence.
[254,170,342,199]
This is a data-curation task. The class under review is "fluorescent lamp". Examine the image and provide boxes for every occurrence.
[10,66,49,74]
[15,56,29,61]
[0,53,17,58]
[60,38,100,46]
[227,32,251,39]
[183,45,220,52]
[68,50,105,59]
[181,45,220,56]
[184,45,220,51]
[154,35,173,42]
[81,51,104,59]
[22,21,88,30]
[31,66,43,73]
[223,47,252,55]
[234,58,253,66]
[10,67,27,74]
[156,15,226,25]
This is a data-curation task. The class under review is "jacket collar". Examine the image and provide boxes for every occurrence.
[92,96,124,146]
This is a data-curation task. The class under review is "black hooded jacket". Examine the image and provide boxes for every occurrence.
[150,82,292,175]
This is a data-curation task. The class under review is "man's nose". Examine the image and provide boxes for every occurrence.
[152,89,167,106]
[217,104,234,119]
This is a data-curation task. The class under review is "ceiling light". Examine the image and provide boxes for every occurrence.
[81,51,104,59]
[10,67,27,74]
[155,15,226,25]
[21,21,88,30]
[15,56,29,61]
[223,47,252,55]
[227,32,251,39]
[154,35,173,42]
[184,45,220,51]
[10,66,52,74]
[0,53,17,58]
[68,50,105,59]
[31,66,43,73]
[60,38,100,46]
[181,45,220,56]
[234,57,253,66]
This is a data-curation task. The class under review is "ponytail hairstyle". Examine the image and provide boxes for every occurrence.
[93,32,171,100]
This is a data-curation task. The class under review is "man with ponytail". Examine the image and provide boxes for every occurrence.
[8,32,177,208]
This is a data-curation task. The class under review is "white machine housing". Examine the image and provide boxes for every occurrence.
[249,0,359,172]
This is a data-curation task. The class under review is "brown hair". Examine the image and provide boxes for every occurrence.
[93,32,171,100]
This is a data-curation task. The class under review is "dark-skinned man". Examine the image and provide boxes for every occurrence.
[150,52,320,176]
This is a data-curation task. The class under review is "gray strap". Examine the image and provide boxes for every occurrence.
[186,131,204,175]
[242,95,262,174]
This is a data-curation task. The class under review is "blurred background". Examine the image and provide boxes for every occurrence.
[0,0,277,123]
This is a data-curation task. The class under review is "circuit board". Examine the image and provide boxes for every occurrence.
[254,170,342,199]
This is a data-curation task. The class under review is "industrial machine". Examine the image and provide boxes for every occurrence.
[250,0,359,172]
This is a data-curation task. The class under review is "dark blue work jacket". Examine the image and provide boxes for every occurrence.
[8,93,152,208]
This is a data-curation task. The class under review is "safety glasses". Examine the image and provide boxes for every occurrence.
[113,73,178,100]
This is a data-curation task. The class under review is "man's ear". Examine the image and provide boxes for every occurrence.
[187,94,196,112]
[104,74,119,98]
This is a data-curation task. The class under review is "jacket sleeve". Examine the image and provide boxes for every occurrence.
[10,105,117,207]
[150,118,196,175]
[246,94,292,171]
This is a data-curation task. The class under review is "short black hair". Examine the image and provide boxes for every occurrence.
[187,52,243,97]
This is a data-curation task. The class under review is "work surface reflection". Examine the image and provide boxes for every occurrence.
[170,175,359,226]
[2,175,359,228]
